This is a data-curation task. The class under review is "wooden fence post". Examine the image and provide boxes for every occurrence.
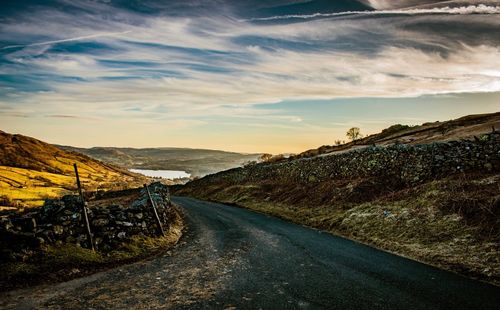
[166,186,171,206]
[144,184,165,237]
[74,164,94,251]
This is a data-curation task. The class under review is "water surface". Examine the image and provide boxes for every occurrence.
[130,169,191,179]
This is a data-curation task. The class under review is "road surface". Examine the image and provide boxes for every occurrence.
[1,197,499,309]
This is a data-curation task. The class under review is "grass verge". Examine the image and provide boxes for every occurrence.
[176,172,500,286]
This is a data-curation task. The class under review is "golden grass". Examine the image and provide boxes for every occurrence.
[0,166,74,185]
[0,165,145,208]
[0,166,73,207]
[0,130,147,209]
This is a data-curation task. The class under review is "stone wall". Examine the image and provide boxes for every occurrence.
[0,183,175,260]
[185,132,499,188]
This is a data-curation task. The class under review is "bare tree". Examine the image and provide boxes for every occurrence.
[259,153,273,162]
[346,127,362,141]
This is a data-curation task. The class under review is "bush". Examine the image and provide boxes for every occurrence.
[380,124,410,137]
[266,154,285,163]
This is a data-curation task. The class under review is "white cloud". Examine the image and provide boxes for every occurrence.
[244,4,500,21]
[1,1,500,128]
[6,44,499,123]
[366,0,439,9]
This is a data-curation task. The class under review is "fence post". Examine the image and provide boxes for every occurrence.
[166,186,171,206]
[74,164,94,251]
[144,184,165,237]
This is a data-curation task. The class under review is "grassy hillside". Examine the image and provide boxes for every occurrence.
[175,114,500,285]
[57,146,262,177]
[294,111,500,159]
[0,130,147,209]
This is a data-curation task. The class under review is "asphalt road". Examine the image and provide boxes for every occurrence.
[1,196,499,309]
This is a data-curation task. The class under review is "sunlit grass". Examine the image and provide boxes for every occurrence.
[0,187,68,207]
[0,164,143,208]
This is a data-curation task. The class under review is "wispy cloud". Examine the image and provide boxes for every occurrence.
[244,4,500,21]
[0,0,499,151]
[1,31,133,50]
[45,114,81,119]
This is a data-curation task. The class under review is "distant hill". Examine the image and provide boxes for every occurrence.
[294,111,500,159]
[0,130,147,208]
[57,146,262,178]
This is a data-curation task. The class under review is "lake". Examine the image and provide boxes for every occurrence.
[129,169,191,179]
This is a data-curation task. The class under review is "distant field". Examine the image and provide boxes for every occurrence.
[0,165,145,209]
[0,130,148,209]
[0,166,73,208]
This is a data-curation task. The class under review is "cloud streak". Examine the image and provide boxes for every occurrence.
[244,4,500,21]
[1,31,133,50]
[0,0,499,152]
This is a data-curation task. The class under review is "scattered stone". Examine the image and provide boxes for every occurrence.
[93,218,109,227]
[53,225,64,235]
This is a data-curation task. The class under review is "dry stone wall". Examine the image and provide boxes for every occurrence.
[187,132,499,187]
[0,183,175,260]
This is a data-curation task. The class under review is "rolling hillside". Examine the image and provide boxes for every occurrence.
[57,146,262,177]
[294,111,500,159]
[0,130,147,209]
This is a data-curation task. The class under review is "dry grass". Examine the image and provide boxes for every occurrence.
[88,192,139,208]
[0,164,147,208]
[0,166,73,207]
[294,112,499,159]
[177,172,500,285]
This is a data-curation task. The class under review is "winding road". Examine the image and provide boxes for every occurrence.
[1,197,499,309]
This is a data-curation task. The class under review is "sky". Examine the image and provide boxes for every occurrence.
[1,0,499,154]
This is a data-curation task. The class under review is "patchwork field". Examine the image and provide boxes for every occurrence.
[0,130,147,209]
